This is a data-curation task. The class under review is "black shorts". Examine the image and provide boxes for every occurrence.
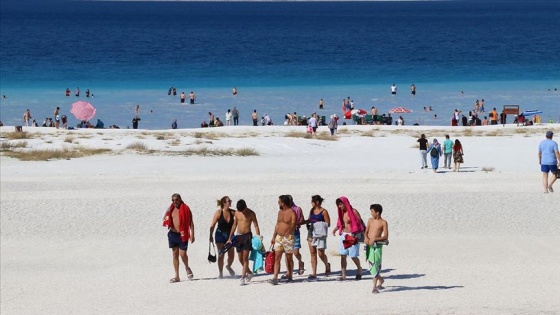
[235,232,253,252]
[168,231,188,251]
[190,99,195,104]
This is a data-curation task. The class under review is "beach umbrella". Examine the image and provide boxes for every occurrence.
[521,110,542,116]
[389,107,413,114]
[70,101,96,121]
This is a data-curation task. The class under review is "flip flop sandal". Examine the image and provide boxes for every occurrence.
[169,278,180,283]
[186,268,194,280]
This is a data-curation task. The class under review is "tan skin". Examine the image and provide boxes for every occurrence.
[364,209,389,293]
[305,200,331,277]
[227,206,261,281]
[169,196,195,282]
[209,198,235,278]
[332,203,362,280]
[271,199,296,282]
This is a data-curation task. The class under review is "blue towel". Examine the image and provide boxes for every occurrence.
[249,236,264,273]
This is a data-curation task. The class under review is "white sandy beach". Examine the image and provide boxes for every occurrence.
[1,124,559,314]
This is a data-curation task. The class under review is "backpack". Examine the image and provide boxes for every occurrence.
[430,147,439,157]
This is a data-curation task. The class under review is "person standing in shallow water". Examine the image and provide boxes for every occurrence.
[209,196,236,279]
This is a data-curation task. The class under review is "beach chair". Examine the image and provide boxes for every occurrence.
[365,114,373,125]
[321,116,326,126]
[352,115,361,125]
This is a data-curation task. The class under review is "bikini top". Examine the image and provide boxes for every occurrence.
[217,209,234,232]
[309,209,325,223]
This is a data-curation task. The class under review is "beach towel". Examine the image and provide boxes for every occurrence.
[162,203,192,242]
[312,221,329,238]
[366,244,383,277]
[249,236,264,273]
[336,196,364,235]
[342,234,358,249]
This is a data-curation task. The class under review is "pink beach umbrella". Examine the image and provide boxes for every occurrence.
[389,107,413,114]
[70,101,96,121]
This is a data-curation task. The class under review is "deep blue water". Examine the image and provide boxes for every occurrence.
[1,1,559,128]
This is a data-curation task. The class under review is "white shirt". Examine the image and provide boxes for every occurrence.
[226,112,232,121]
[309,117,317,128]
[391,85,397,93]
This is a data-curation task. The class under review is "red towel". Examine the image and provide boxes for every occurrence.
[343,234,358,249]
[162,202,192,242]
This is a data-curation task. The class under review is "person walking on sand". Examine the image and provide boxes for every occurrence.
[443,135,453,169]
[365,204,389,294]
[332,196,364,281]
[210,196,236,279]
[227,199,262,285]
[23,109,31,126]
[453,139,464,172]
[306,195,331,280]
[288,195,306,277]
[427,139,442,173]
[269,195,297,285]
[134,105,140,118]
[162,193,195,283]
[418,134,429,169]
[538,131,560,193]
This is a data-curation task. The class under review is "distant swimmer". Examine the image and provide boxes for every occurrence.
[2,95,6,99]
[232,86,238,95]
[75,87,80,97]
[65,88,70,97]
[180,92,186,103]
[319,98,324,110]
[391,84,397,95]
[410,84,416,95]
[189,91,196,104]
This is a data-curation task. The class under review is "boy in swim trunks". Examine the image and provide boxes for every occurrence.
[227,199,261,285]
[332,196,364,281]
[365,204,389,294]
[269,195,297,285]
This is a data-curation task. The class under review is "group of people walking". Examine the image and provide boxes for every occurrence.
[163,194,389,293]
[418,134,464,172]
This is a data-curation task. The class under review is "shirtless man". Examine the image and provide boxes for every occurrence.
[162,193,195,283]
[23,109,31,126]
[364,204,389,294]
[269,195,297,285]
[189,91,196,104]
[227,199,261,285]
[332,196,364,281]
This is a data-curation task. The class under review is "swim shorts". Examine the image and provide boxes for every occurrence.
[294,229,301,249]
[274,234,295,254]
[541,164,558,173]
[339,233,359,258]
[235,232,253,253]
[168,231,188,251]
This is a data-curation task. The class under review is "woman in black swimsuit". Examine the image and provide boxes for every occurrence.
[209,196,236,278]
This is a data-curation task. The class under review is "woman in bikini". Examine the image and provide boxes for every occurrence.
[209,196,236,278]
[306,195,331,280]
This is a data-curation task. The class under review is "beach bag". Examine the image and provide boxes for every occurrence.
[556,168,560,179]
[264,246,275,274]
[353,218,367,243]
[430,147,439,157]
[207,242,217,263]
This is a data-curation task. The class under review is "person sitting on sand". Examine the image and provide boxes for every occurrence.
[201,121,208,128]
[209,196,236,279]
[227,199,262,285]
[163,193,195,283]
[215,117,224,127]
[364,204,389,294]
